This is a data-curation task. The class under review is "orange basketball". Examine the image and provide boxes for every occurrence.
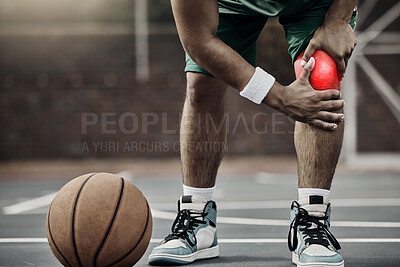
[46,173,152,266]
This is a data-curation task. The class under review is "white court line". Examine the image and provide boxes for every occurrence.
[4,204,399,228]
[1,238,400,243]
[151,209,400,228]
[0,238,49,243]
[151,198,400,210]
[2,193,57,215]
[3,191,400,220]
[151,209,292,226]
[217,238,400,244]
[2,171,132,215]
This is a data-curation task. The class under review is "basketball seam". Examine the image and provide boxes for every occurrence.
[47,202,72,267]
[93,177,125,267]
[72,173,97,267]
[107,198,151,266]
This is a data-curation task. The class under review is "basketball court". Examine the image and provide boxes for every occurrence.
[1,167,399,266]
[0,0,399,266]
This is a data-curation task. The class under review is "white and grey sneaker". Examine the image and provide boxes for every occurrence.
[148,196,218,265]
[288,196,344,267]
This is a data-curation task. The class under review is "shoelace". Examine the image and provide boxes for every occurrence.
[288,207,341,252]
[164,209,207,247]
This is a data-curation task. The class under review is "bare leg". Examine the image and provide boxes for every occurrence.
[180,72,228,188]
[294,109,344,189]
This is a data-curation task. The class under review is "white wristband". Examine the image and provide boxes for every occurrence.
[239,67,275,104]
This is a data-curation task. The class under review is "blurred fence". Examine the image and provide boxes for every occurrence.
[0,0,399,161]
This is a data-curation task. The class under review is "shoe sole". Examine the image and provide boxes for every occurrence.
[148,245,219,265]
[292,252,344,267]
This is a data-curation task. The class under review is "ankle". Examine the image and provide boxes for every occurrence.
[298,188,330,202]
[183,184,216,201]
[298,188,330,217]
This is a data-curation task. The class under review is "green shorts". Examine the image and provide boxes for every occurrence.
[185,0,357,75]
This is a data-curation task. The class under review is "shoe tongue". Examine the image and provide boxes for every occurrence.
[180,195,207,212]
[299,195,328,217]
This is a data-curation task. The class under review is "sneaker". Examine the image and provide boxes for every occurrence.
[288,196,343,267]
[148,195,219,265]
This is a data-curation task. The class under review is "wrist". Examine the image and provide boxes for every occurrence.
[262,81,285,109]
[239,67,275,104]
[323,16,350,27]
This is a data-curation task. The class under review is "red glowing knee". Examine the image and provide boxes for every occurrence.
[294,50,340,90]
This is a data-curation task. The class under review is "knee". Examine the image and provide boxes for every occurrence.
[186,73,228,108]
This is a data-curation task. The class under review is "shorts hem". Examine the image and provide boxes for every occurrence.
[184,64,213,76]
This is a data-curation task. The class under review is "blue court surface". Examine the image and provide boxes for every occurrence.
[1,171,400,266]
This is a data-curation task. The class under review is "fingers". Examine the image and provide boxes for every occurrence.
[319,99,345,111]
[312,111,344,123]
[302,41,317,66]
[317,89,341,100]
[308,93,345,131]
[299,57,315,81]
[308,119,338,131]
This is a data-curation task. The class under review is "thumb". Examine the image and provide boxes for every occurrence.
[301,42,316,67]
[299,57,315,82]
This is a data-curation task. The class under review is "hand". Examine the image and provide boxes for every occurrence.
[301,20,357,78]
[265,58,344,131]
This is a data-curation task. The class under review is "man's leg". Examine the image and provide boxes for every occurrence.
[294,110,343,190]
[149,9,267,265]
[283,4,357,263]
[181,72,228,189]
[289,57,345,266]
[179,13,267,191]
[148,73,227,266]
[289,118,344,267]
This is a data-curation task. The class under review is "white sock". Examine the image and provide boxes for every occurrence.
[298,188,330,203]
[183,184,215,201]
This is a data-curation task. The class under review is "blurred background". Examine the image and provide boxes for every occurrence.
[0,0,399,174]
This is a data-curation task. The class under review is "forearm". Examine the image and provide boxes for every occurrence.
[187,37,255,91]
[324,0,357,24]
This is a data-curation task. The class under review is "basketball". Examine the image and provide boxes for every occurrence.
[46,173,152,267]
[294,50,341,90]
